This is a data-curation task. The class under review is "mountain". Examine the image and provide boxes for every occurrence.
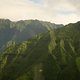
[0,21,80,80]
[0,19,63,50]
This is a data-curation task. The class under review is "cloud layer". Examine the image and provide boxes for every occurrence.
[0,0,80,24]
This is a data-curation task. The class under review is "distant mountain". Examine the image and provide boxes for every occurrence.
[0,19,63,49]
[0,21,80,80]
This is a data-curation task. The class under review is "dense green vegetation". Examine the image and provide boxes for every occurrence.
[0,19,63,50]
[0,20,80,80]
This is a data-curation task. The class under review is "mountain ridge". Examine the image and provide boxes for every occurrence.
[0,19,63,50]
[0,19,80,80]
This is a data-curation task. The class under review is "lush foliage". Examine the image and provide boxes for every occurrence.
[0,19,63,49]
[0,20,80,80]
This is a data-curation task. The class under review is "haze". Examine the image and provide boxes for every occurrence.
[0,0,80,24]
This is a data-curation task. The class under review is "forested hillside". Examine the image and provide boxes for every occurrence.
[0,20,80,80]
[0,19,63,50]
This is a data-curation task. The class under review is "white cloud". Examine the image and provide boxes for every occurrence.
[0,0,80,24]
[67,0,80,10]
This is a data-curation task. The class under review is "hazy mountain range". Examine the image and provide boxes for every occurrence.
[0,19,63,50]
[0,19,80,80]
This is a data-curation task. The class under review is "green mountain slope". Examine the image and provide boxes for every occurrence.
[0,19,63,49]
[0,21,80,80]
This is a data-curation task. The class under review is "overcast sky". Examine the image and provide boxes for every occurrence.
[0,0,80,24]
